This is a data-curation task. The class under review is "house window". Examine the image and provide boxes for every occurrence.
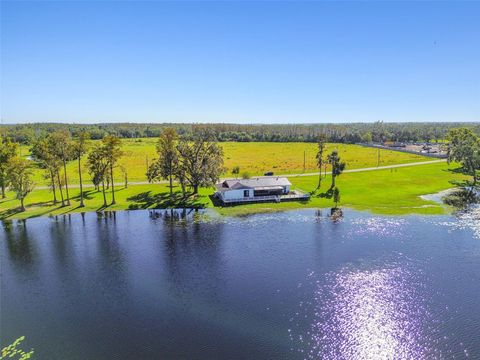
[243,190,249,197]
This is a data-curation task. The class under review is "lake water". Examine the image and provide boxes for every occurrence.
[1,208,479,359]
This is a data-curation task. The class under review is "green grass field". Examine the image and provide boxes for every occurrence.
[19,139,429,186]
[0,161,468,220]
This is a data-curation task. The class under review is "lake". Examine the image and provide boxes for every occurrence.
[1,208,479,359]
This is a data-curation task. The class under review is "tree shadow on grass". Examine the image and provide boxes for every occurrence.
[448,179,475,187]
[70,189,97,201]
[314,188,334,199]
[445,166,466,174]
[127,191,207,210]
[0,200,65,220]
[440,166,479,188]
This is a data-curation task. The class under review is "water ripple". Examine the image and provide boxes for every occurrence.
[350,217,407,237]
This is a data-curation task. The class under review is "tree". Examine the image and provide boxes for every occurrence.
[361,132,373,143]
[102,135,123,204]
[72,132,90,207]
[120,165,128,188]
[87,145,109,207]
[147,128,178,200]
[327,150,346,188]
[50,131,73,206]
[447,128,480,185]
[232,166,240,177]
[316,134,327,190]
[6,157,34,211]
[31,137,61,204]
[176,132,224,194]
[0,137,18,198]
[333,186,340,208]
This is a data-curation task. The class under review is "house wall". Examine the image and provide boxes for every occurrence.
[219,185,291,202]
[223,189,253,201]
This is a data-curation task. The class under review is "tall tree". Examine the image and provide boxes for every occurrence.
[0,137,18,198]
[6,157,34,211]
[147,128,179,200]
[31,137,61,204]
[72,132,90,207]
[176,132,224,194]
[447,128,480,185]
[87,145,109,207]
[101,135,123,205]
[327,150,346,188]
[50,131,73,206]
[316,134,327,190]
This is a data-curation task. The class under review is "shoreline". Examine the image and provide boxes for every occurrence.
[0,161,469,220]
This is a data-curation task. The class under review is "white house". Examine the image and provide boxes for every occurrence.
[215,177,292,204]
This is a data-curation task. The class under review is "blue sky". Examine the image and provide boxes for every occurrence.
[1,1,479,124]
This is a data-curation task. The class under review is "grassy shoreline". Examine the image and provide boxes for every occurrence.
[0,162,468,220]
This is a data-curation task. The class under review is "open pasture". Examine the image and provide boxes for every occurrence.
[19,139,429,186]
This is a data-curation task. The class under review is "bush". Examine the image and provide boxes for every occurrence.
[241,171,251,179]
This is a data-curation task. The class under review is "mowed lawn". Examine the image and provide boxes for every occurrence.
[0,162,468,220]
[19,139,430,186]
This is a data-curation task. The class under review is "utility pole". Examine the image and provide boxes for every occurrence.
[303,150,306,173]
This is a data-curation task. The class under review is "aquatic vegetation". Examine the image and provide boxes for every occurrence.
[1,337,34,360]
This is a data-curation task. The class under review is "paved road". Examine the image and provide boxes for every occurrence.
[35,159,446,190]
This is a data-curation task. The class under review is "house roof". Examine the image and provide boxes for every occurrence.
[216,177,291,192]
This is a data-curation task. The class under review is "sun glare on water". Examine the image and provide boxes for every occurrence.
[290,265,439,359]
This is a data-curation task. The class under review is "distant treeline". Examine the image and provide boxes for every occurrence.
[1,122,479,144]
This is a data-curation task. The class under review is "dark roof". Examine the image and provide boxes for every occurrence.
[217,177,291,192]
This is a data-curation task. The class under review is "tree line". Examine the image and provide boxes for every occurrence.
[2,121,479,145]
[0,128,225,211]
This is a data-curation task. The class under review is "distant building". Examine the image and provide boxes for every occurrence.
[215,177,292,204]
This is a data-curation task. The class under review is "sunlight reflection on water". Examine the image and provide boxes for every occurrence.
[436,206,480,240]
[350,217,407,237]
[289,263,445,359]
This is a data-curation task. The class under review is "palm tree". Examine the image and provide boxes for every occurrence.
[327,150,346,188]
[316,134,327,190]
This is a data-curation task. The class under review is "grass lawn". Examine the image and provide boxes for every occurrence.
[19,139,430,186]
[0,162,468,220]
